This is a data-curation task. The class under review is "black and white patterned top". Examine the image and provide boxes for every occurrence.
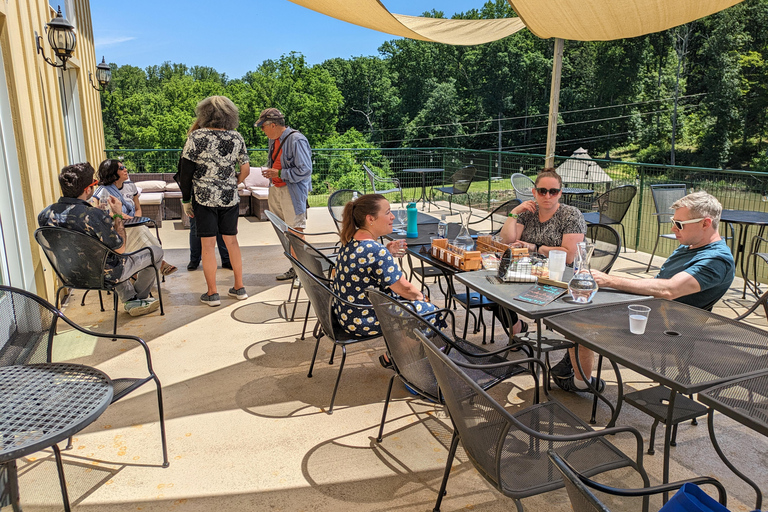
[517,204,586,247]
[181,129,250,207]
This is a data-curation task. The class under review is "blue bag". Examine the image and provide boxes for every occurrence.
[659,483,729,512]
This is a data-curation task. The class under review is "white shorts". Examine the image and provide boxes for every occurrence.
[268,185,307,229]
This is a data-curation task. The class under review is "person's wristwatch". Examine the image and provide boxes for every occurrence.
[508,212,519,219]
[112,213,124,220]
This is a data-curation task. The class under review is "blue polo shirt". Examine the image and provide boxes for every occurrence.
[657,239,735,310]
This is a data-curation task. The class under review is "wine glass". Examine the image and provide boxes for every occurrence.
[395,206,408,234]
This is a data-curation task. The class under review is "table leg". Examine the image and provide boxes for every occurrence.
[707,409,763,510]
[2,460,22,512]
[420,175,428,210]
[662,387,678,502]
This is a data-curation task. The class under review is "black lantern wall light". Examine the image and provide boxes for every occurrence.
[35,6,112,91]
[35,6,77,70]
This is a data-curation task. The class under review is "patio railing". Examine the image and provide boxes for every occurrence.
[106,147,768,283]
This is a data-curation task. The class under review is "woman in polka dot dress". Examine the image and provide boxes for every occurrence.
[331,194,441,347]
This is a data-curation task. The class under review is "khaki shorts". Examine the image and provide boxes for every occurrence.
[268,185,307,229]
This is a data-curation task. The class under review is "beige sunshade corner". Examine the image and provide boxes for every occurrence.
[286,0,526,45]
[507,0,746,41]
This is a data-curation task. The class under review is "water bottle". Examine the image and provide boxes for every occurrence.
[437,214,448,238]
[406,202,418,238]
[99,193,109,212]
[352,191,358,201]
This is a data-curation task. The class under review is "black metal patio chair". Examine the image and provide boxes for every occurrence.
[34,226,164,336]
[583,185,637,253]
[365,288,531,442]
[645,184,687,272]
[288,255,380,414]
[416,329,652,512]
[0,284,169,509]
[548,450,726,512]
[511,173,535,202]
[432,165,477,214]
[327,189,362,233]
[364,163,404,204]
[586,223,622,274]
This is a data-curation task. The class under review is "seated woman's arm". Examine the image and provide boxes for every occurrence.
[389,275,425,302]
[133,193,143,217]
[517,232,584,264]
[499,200,536,244]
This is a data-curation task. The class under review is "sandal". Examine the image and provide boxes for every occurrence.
[161,261,178,276]
[379,354,394,370]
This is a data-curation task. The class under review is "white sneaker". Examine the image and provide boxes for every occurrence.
[124,298,160,317]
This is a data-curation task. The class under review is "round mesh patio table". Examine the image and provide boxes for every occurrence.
[0,363,113,511]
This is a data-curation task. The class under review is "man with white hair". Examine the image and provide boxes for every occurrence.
[552,191,735,393]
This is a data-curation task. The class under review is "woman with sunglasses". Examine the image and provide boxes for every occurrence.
[499,169,586,264]
[94,158,177,276]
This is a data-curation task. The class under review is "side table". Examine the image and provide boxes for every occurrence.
[0,364,113,512]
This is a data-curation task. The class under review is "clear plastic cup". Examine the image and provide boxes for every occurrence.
[391,239,407,258]
[549,250,567,281]
[628,305,651,334]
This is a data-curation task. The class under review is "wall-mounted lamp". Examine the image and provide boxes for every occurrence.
[35,6,77,70]
[89,57,111,91]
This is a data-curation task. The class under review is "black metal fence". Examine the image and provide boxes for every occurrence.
[106,147,768,281]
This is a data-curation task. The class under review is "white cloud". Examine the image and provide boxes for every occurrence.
[94,36,136,46]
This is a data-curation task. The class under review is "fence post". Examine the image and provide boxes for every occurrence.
[634,165,645,251]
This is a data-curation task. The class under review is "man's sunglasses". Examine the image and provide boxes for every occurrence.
[87,179,99,189]
[534,187,561,196]
[672,217,706,230]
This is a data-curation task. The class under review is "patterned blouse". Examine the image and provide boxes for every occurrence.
[517,204,586,247]
[181,129,250,208]
[331,239,438,337]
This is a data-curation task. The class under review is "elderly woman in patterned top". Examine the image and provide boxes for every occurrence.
[177,96,250,307]
[331,194,442,367]
[499,168,586,264]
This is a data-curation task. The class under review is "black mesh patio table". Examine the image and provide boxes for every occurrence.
[544,298,768,491]
[698,369,768,510]
[0,364,113,512]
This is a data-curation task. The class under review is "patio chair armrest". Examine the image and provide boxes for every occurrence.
[581,474,726,504]
[55,311,156,372]
[123,245,162,266]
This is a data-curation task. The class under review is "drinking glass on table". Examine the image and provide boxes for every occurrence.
[394,206,408,234]
[390,239,407,258]
[628,305,651,334]
[548,250,567,281]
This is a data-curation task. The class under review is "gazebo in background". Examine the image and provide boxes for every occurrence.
[555,147,613,187]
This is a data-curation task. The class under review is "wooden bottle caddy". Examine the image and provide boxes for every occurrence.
[430,236,528,271]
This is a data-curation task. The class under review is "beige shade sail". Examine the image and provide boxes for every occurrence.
[288,0,745,43]
[286,0,526,45]
[509,0,745,41]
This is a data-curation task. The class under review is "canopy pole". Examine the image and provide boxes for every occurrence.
[545,38,564,168]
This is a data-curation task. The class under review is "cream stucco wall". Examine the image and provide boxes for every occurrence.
[0,0,104,300]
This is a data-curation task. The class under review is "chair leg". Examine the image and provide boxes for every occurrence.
[152,264,165,317]
[152,375,170,467]
[290,280,301,322]
[648,419,660,455]
[300,300,311,340]
[433,431,460,512]
[51,443,72,512]
[448,195,452,215]
[620,224,628,252]
[646,236,662,272]
[329,344,337,365]
[327,345,347,414]
[377,375,396,442]
[112,291,119,338]
[308,332,322,378]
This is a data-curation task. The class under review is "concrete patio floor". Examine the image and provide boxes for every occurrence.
[10,203,768,512]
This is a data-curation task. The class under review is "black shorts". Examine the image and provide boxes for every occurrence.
[193,202,239,237]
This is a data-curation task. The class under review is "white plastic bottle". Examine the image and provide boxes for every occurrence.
[437,214,448,238]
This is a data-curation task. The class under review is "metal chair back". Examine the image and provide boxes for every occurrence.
[471,198,522,233]
[590,185,637,224]
[364,163,404,203]
[548,450,611,512]
[265,209,291,254]
[645,184,687,271]
[286,231,334,281]
[449,165,476,195]
[328,189,361,232]
[586,223,622,273]
[511,173,535,201]
[35,226,111,291]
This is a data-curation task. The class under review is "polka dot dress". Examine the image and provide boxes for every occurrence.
[332,239,440,337]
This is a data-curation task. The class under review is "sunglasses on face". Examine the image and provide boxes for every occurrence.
[534,187,561,196]
[118,164,126,170]
[672,217,706,230]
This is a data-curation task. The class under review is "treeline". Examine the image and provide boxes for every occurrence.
[101,0,768,172]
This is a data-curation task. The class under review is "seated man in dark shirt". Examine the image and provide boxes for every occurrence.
[552,191,735,393]
[38,162,164,317]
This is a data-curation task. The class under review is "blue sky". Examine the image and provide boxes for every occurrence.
[90,1,489,79]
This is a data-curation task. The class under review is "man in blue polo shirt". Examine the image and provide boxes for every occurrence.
[552,191,735,393]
